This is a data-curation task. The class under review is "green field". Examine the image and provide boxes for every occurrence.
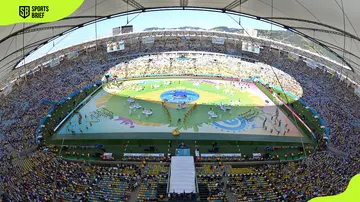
[104,79,260,131]
[41,78,316,160]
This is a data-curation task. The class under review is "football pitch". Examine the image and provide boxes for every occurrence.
[54,78,311,144]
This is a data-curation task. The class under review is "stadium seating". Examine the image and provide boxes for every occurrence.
[1,33,360,201]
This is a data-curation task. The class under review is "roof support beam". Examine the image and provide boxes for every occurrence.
[0,36,54,64]
[17,25,78,35]
[291,27,347,37]
[0,24,42,44]
[224,0,249,11]
[0,54,29,76]
[315,38,360,66]
[263,17,360,42]
[122,0,144,10]
[1,7,356,74]
[289,28,353,71]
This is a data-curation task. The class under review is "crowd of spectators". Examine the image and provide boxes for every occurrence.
[106,53,302,98]
[1,150,358,201]
[197,154,359,201]
[0,50,115,153]
[256,152,360,201]
[2,151,170,201]
[1,38,360,201]
[258,47,360,158]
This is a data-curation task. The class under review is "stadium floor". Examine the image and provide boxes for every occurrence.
[55,79,309,144]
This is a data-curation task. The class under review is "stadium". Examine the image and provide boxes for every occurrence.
[1,1,360,202]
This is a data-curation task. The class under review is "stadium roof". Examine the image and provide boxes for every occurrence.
[1,0,360,87]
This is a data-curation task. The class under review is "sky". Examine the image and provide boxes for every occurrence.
[19,10,284,66]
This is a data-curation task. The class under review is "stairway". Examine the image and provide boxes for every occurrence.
[157,183,167,201]
[169,156,196,193]
[198,183,209,201]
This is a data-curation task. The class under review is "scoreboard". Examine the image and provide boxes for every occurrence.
[112,25,133,36]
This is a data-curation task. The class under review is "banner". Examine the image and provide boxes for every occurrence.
[180,36,190,40]
[124,153,164,157]
[177,36,190,41]
[212,37,225,45]
[288,52,299,61]
[66,50,78,59]
[242,41,260,54]
[1,82,14,95]
[200,153,241,157]
[305,58,318,69]
[245,29,258,37]
[86,44,97,52]
[142,36,155,44]
[252,153,262,159]
[49,57,60,67]
[106,41,125,52]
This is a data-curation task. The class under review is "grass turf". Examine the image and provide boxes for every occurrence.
[43,78,317,158]
[105,80,259,131]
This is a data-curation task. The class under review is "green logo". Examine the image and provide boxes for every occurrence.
[0,0,84,25]
[19,6,30,19]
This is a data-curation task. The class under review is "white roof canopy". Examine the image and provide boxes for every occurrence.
[1,0,359,87]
